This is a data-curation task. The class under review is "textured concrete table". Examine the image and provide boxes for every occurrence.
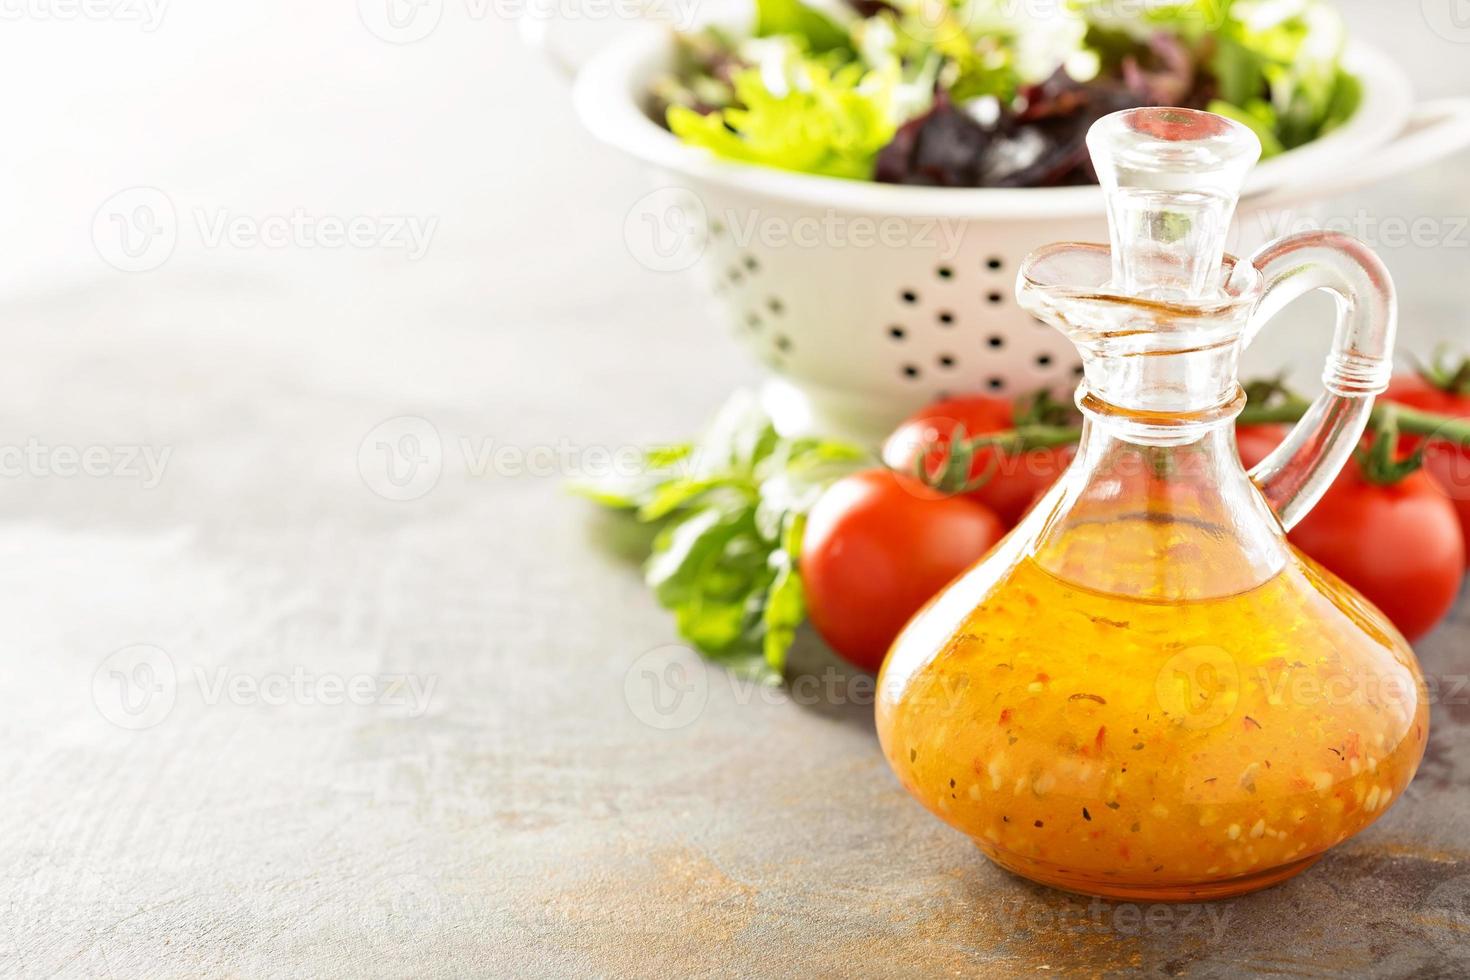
[2,2,1469,977]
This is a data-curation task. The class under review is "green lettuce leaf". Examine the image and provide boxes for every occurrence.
[1210,0,1355,151]
[1206,97,1284,157]
[1081,0,1358,156]
[754,0,850,54]
[668,55,898,180]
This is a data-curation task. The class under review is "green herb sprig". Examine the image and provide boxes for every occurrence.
[574,392,871,683]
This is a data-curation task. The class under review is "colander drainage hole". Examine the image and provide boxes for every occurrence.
[987,291,1004,305]
[767,297,784,314]
[986,256,1003,271]
[938,354,956,369]
[987,335,1005,349]
[1036,353,1053,367]
[774,335,792,352]
[888,325,906,341]
[987,377,1005,391]
[936,266,953,280]
[744,256,759,272]
[728,268,743,284]
[937,311,955,326]
[902,364,921,380]
[901,289,918,304]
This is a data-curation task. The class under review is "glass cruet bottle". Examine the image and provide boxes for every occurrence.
[875,107,1428,902]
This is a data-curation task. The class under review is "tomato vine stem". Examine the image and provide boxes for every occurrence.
[952,400,1470,453]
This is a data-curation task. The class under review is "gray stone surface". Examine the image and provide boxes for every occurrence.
[1,2,1469,977]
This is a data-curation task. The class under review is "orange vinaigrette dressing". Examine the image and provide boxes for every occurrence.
[876,516,1428,901]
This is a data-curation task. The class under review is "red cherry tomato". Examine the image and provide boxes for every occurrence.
[1385,371,1470,417]
[882,396,1075,527]
[1287,458,1464,642]
[1384,372,1470,565]
[1235,419,1462,639]
[801,469,1006,672]
[1235,423,1289,470]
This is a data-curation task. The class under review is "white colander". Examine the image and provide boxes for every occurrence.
[564,25,1470,440]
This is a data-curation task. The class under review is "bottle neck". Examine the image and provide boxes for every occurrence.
[1076,341,1246,445]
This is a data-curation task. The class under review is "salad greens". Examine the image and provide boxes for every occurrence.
[575,392,871,683]
[755,0,851,53]
[669,56,900,180]
[652,0,1363,186]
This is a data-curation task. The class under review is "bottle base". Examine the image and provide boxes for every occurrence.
[978,842,1323,902]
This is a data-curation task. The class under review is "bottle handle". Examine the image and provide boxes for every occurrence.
[1241,231,1397,531]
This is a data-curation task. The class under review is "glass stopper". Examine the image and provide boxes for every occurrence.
[1087,107,1261,301]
